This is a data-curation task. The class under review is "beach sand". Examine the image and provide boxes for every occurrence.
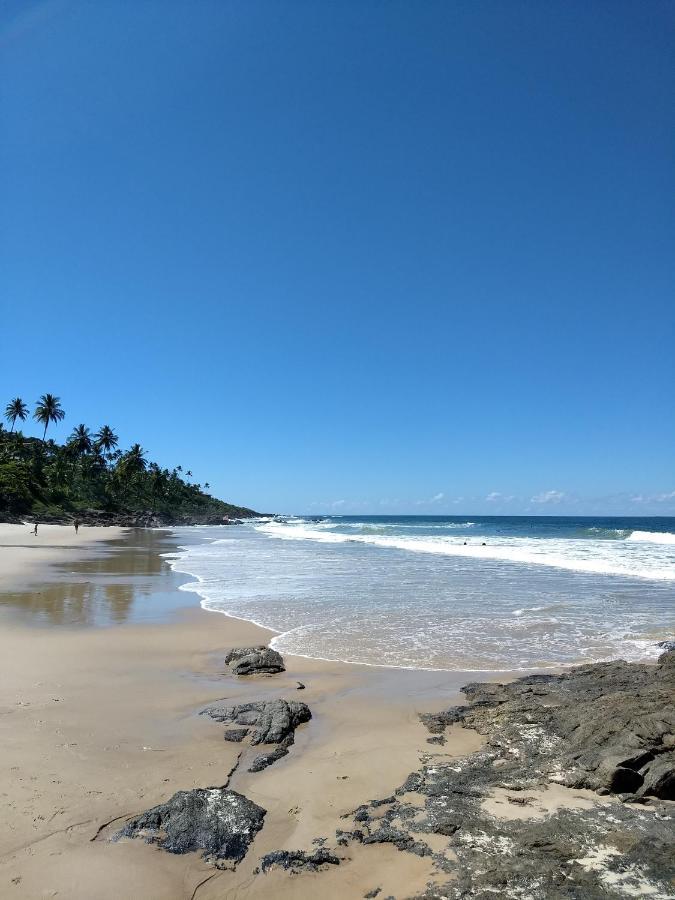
[0,525,485,899]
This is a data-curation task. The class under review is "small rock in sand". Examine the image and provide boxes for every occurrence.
[224,646,285,676]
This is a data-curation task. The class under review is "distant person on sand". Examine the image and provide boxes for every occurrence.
[33,523,38,536]
[74,519,80,534]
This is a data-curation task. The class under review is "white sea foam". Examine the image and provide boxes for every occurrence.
[164,521,675,673]
[627,530,675,545]
[254,521,675,581]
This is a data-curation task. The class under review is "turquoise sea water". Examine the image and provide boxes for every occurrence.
[168,516,675,671]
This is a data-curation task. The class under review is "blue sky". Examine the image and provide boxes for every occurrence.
[1,0,673,515]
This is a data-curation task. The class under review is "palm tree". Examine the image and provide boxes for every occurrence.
[68,424,92,456]
[33,394,65,441]
[148,463,167,511]
[5,397,28,433]
[94,425,119,457]
[121,443,147,475]
[204,482,210,490]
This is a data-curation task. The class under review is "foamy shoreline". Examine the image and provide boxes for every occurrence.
[166,519,674,672]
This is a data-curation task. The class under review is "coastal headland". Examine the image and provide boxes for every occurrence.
[0,525,673,899]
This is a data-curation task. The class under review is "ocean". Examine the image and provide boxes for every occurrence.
[167,516,675,672]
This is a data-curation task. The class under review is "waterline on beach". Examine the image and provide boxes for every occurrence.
[167,516,675,672]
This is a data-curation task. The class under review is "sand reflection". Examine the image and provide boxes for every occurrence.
[0,530,189,627]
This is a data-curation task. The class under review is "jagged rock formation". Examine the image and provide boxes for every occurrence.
[201,698,311,771]
[224,646,286,676]
[115,788,265,867]
[338,650,675,900]
[421,649,675,800]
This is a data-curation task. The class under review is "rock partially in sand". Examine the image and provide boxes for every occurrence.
[257,848,341,873]
[223,727,249,743]
[203,699,311,744]
[115,788,265,867]
[248,741,294,772]
[202,699,311,771]
[224,646,285,675]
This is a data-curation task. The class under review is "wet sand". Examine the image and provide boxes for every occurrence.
[0,523,126,591]
[0,525,487,899]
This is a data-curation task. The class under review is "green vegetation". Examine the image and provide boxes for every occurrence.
[0,395,258,523]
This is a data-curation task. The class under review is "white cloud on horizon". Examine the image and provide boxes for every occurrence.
[531,489,566,504]
[415,491,445,506]
[631,490,675,504]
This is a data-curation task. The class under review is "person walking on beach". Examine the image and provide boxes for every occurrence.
[32,523,38,536]
[74,518,80,534]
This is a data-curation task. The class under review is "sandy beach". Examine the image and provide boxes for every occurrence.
[0,525,486,899]
[2,525,673,899]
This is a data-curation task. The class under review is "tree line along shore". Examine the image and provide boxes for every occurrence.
[0,394,259,525]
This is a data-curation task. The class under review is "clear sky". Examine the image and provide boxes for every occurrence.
[1,0,673,515]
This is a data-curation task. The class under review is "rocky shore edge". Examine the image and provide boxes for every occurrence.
[109,645,675,899]
[2,509,265,527]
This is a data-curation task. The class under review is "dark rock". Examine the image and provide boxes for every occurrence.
[419,709,464,734]
[296,681,306,690]
[362,826,431,857]
[337,651,675,899]
[371,796,395,808]
[420,650,675,802]
[257,848,341,873]
[657,639,675,652]
[426,735,446,746]
[224,646,285,675]
[223,728,249,743]
[115,788,265,867]
[364,889,381,898]
[595,755,644,793]
[203,699,311,744]
[248,738,293,772]
[202,699,311,771]
[637,755,675,800]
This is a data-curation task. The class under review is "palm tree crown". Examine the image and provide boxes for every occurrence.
[5,397,28,432]
[121,443,147,475]
[94,425,119,456]
[68,424,92,456]
[33,394,65,441]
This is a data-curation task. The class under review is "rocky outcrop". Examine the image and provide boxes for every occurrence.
[224,646,286,676]
[337,650,675,900]
[257,848,341,873]
[18,509,260,528]
[115,788,265,867]
[201,699,311,771]
[424,649,675,801]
